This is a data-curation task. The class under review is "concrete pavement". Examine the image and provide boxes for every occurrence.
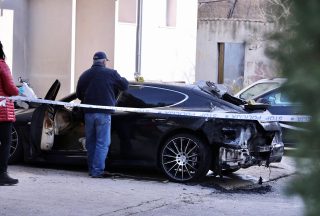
[0,156,303,216]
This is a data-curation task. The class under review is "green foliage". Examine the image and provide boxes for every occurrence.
[267,1,320,215]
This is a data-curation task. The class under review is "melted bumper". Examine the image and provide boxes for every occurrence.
[219,141,284,169]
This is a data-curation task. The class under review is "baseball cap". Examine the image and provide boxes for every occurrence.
[93,51,109,61]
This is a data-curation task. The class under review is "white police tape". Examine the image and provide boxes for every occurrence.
[1,96,311,123]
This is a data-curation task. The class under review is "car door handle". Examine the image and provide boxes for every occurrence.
[154,118,167,123]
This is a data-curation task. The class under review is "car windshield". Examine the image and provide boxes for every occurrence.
[239,82,281,100]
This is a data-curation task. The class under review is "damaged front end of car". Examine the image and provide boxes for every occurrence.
[197,81,284,172]
[210,119,284,172]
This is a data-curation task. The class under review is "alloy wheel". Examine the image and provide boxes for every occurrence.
[10,127,19,158]
[161,136,202,182]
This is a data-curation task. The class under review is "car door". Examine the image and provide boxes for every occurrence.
[109,85,155,161]
[29,80,60,157]
[255,88,301,115]
[109,84,188,162]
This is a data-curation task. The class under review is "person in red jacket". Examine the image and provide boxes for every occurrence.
[0,41,19,185]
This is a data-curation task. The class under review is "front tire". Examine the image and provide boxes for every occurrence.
[160,133,211,182]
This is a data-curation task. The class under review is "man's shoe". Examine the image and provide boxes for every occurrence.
[91,171,113,178]
[0,172,19,186]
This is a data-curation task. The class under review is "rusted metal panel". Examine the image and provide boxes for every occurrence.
[218,43,225,84]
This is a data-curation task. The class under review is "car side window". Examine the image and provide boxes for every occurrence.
[116,85,187,108]
[259,91,291,105]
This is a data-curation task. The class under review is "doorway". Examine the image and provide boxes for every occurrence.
[218,42,245,94]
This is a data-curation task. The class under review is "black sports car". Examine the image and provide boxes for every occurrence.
[10,80,284,182]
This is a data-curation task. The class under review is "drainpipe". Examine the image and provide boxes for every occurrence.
[135,0,143,79]
[70,0,76,92]
[227,0,238,18]
[0,0,4,16]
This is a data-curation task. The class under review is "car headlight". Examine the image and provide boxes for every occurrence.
[221,126,252,147]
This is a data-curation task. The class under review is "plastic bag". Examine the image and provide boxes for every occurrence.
[19,82,37,98]
[16,82,37,109]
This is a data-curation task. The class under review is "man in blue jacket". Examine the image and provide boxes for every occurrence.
[76,51,129,178]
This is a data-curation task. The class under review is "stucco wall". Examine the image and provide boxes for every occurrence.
[114,22,137,80]
[196,0,279,88]
[28,0,73,98]
[75,0,116,90]
[2,0,116,97]
[196,18,278,88]
[140,0,198,83]
[2,0,196,97]
[1,0,28,83]
[115,0,198,83]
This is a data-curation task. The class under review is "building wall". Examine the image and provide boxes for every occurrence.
[114,21,137,80]
[196,19,277,90]
[140,0,198,83]
[1,0,116,98]
[28,0,73,98]
[75,0,116,91]
[1,0,28,82]
[196,0,279,91]
[115,0,198,83]
[2,0,197,99]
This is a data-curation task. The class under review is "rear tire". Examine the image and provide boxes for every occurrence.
[160,133,211,182]
[9,126,23,164]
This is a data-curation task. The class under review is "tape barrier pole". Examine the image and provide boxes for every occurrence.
[0,96,311,123]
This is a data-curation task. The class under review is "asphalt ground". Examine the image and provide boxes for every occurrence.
[0,154,304,216]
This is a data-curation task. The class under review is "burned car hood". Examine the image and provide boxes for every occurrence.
[195,80,247,105]
[195,80,269,112]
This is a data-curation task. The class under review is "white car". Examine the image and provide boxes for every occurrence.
[234,78,287,101]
